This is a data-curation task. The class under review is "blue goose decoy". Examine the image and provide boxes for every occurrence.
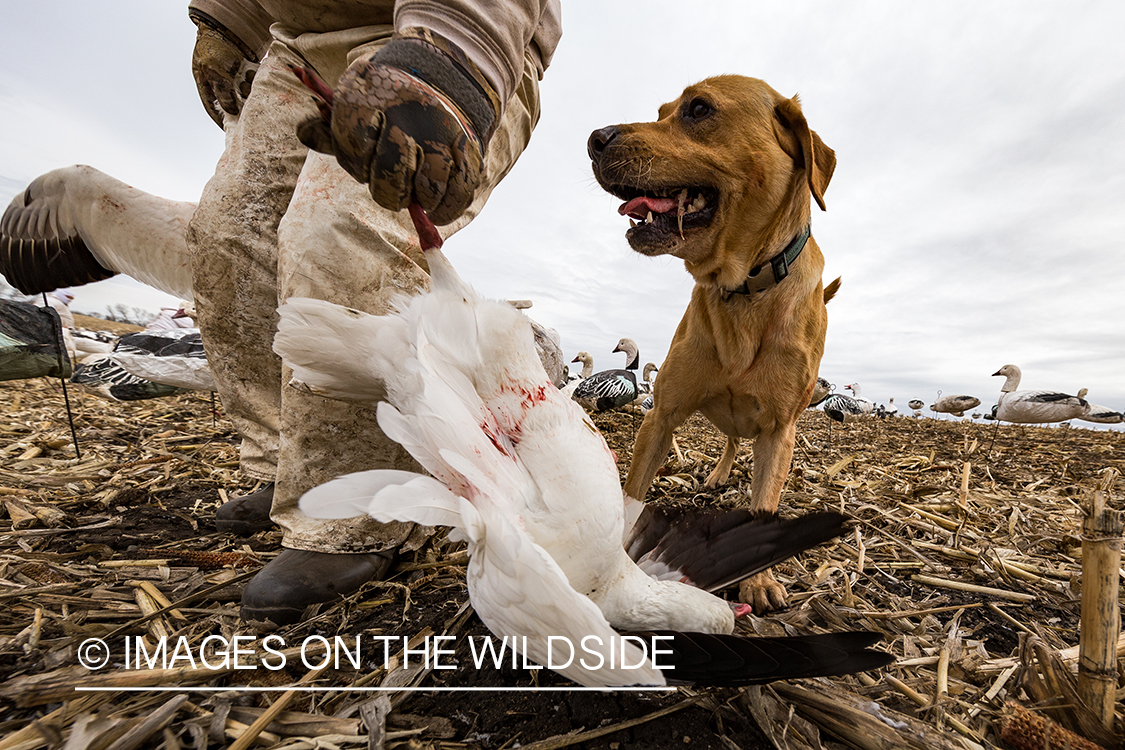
[571,337,640,412]
[822,393,865,423]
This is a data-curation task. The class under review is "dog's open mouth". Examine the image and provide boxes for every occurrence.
[612,186,718,243]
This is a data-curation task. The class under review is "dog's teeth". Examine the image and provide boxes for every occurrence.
[676,189,687,239]
[629,218,637,227]
[646,211,653,224]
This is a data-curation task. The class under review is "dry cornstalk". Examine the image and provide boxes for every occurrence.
[772,680,972,750]
[226,662,331,750]
[1077,470,1122,733]
[104,694,189,750]
[910,574,1037,602]
[958,461,971,510]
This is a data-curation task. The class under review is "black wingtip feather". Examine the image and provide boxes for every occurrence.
[627,508,848,593]
[640,630,894,686]
[1,185,116,294]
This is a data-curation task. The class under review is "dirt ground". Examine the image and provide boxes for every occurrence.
[2,375,1123,749]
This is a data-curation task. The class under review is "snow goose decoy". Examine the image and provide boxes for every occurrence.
[843,383,874,415]
[278,218,890,687]
[992,364,1089,424]
[882,397,899,418]
[930,393,981,418]
[1075,389,1123,425]
[70,328,116,357]
[908,399,924,411]
[571,338,640,412]
[0,165,195,299]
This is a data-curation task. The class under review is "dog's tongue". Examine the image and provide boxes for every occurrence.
[619,196,678,219]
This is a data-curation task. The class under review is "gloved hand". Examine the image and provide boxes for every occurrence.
[191,23,257,128]
[296,37,498,226]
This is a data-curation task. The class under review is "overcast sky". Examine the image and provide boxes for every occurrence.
[2,2,1123,425]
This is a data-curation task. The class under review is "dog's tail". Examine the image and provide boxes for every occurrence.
[823,276,842,304]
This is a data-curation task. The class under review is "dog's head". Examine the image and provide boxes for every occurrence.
[589,76,835,278]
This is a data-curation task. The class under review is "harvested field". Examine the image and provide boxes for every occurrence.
[2,374,1123,749]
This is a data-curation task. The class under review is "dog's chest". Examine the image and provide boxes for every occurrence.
[699,390,769,439]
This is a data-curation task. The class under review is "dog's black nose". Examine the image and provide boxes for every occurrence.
[587,126,618,161]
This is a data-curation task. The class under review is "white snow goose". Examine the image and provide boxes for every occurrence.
[1075,389,1123,424]
[278,219,890,687]
[0,165,195,299]
[571,338,640,412]
[992,364,1089,424]
[821,393,865,423]
[907,399,924,411]
[930,393,981,418]
[843,383,874,414]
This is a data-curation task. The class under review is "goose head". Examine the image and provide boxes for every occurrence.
[571,351,594,378]
[992,364,1022,392]
[642,362,658,382]
[613,338,640,370]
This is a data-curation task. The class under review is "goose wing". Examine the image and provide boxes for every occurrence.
[823,394,863,422]
[998,390,1089,423]
[625,508,847,593]
[113,331,214,391]
[572,370,637,410]
[1,165,195,298]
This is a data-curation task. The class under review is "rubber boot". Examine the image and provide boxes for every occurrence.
[215,482,275,534]
[240,547,395,626]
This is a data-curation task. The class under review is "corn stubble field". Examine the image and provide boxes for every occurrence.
[1,370,1123,750]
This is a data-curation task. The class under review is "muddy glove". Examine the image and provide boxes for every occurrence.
[190,19,257,128]
[297,36,499,226]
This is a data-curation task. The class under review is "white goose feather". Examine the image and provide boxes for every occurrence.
[279,252,730,686]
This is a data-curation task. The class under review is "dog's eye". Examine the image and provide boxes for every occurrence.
[685,98,713,120]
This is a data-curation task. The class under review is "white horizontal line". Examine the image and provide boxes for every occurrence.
[75,686,675,693]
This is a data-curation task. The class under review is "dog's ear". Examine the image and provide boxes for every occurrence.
[773,96,836,211]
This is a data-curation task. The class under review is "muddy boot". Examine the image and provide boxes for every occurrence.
[215,482,275,535]
[240,548,395,627]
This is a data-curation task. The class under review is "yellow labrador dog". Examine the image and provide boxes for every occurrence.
[588,76,837,611]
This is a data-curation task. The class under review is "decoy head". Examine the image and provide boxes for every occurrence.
[613,338,640,369]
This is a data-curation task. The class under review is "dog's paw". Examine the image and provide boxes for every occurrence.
[703,466,730,488]
[738,570,787,612]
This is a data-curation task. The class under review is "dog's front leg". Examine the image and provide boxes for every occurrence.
[624,403,695,503]
[704,435,740,488]
[738,420,798,612]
